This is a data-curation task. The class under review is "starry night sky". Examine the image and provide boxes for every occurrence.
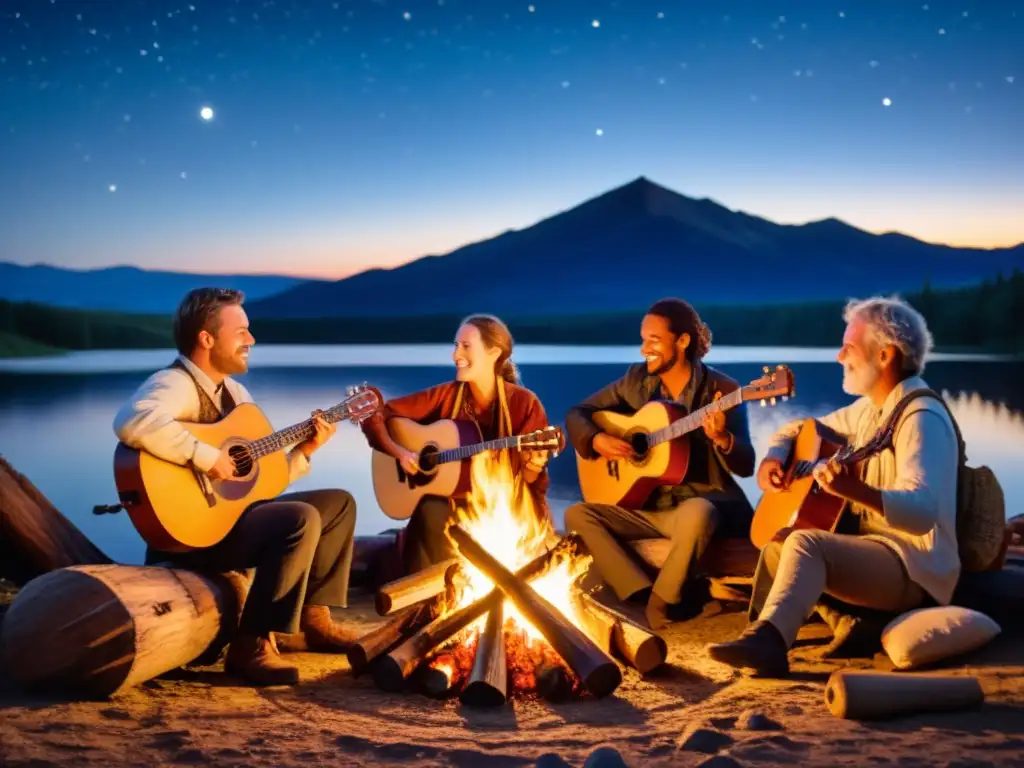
[2,0,1021,279]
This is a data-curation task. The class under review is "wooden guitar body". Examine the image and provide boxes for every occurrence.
[575,401,691,508]
[749,418,849,550]
[113,402,290,553]
[371,417,483,521]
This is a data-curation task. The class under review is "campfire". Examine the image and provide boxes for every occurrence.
[347,453,667,706]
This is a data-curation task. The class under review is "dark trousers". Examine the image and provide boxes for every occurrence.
[151,489,357,636]
[564,497,719,604]
[404,495,461,574]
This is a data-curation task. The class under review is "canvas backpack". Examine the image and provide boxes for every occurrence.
[874,388,1007,572]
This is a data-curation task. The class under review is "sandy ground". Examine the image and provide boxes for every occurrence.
[2,584,1024,768]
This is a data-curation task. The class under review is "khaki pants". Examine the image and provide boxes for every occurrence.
[564,497,718,604]
[758,529,926,647]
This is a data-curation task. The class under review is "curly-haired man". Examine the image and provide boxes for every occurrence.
[564,298,756,630]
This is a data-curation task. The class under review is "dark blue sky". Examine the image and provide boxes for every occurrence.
[2,0,1021,278]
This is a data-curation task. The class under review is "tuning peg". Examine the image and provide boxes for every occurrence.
[762,365,770,374]
[770,397,776,406]
[346,386,355,396]
[759,399,766,407]
[776,364,784,370]
[781,395,789,402]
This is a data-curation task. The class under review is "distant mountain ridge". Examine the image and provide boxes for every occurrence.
[4,177,1021,318]
[247,176,1024,318]
[0,263,326,314]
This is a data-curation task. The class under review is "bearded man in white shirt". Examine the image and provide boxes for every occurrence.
[708,296,960,676]
[114,288,359,686]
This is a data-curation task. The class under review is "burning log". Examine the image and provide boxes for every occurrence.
[459,602,507,707]
[372,535,579,693]
[374,558,461,616]
[417,653,461,699]
[347,601,436,676]
[536,660,573,702]
[579,592,668,675]
[449,525,622,699]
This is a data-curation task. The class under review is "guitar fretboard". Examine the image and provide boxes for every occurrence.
[648,388,744,447]
[434,434,527,465]
[249,403,352,459]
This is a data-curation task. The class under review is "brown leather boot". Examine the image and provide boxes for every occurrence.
[224,633,300,686]
[299,604,361,653]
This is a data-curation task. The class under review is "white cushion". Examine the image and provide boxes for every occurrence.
[882,606,1001,670]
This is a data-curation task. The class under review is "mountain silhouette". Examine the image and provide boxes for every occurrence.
[248,176,1024,318]
[0,263,325,314]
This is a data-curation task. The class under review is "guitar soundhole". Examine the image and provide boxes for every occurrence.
[628,432,650,459]
[418,445,439,473]
[229,443,255,478]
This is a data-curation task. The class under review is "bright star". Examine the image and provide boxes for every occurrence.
[591,19,600,28]
[108,184,117,193]
[882,97,892,106]
[199,106,214,121]
[595,128,603,136]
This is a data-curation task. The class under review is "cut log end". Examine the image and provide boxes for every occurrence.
[372,656,409,693]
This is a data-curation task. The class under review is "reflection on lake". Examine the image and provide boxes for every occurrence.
[1,345,1021,565]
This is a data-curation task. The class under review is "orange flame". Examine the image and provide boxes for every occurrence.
[448,451,594,645]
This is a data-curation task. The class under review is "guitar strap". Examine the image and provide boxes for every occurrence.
[449,378,513,438]
[168,359,237,423]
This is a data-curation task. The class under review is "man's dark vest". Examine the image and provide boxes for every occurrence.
[143,360,237,564]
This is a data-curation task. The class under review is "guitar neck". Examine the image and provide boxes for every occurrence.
[250,403,352,459]
[435,435,524,465]
[649,388,744,447]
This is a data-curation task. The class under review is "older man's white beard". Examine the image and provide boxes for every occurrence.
[842,364,880,396]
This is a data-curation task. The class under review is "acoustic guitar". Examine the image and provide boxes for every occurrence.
[575,365,795,508]
[749,416,890,550]
[371,417,565,520]
[114,384,383,552]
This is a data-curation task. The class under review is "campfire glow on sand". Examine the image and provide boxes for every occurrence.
[358,452,667,705]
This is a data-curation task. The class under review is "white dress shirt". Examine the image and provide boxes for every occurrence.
[112,355,311,485]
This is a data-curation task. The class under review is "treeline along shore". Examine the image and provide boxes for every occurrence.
[2,270,1023,358]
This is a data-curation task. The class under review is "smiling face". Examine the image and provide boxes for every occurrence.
[640,313,689,376]
[837,318,883,396]
[453,322,500,384]
[202,303,254,376]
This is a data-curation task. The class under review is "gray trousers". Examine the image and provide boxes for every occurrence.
[152,489,357,636]
[564,497,718,604]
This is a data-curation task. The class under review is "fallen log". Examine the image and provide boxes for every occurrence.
[459,602,507,707]
[347,601,436,676]
[1,563,250,698]
[372,534,581,692]
[578,592,668,675]
[0,455,111,585]
[375,558,461,616]
[449,525,622,699]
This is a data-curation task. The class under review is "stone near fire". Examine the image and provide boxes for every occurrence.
[678,724,736,754]
[735,710,783,731]
[583,745,629,767]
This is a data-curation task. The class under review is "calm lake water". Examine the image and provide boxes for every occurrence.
[2,344,1022,565]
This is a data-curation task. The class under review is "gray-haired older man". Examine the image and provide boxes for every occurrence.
[708,296,961,676]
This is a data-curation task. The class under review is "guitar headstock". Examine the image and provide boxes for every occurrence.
[519,425,566,457]
[339,383,383,424]
[741,364,796,408]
